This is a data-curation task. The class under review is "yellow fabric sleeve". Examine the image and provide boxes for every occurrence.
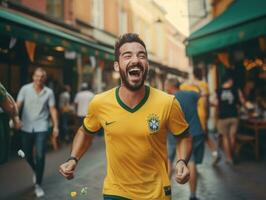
[83,98,101,134]
[167,98,189,136]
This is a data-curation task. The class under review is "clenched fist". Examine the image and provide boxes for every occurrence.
[175,160,190,184]
[59,159,77,180]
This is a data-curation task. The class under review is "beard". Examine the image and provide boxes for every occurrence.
[119,63,148,91]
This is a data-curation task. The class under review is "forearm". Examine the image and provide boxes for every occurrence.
[238,89,246,105]
[70,126,93,160]
[2,94,19,118]
[50,107,59,128]
[176,134,192,163]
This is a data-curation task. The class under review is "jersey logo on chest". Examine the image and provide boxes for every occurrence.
[105,121,116,126]
[147,114,160,134]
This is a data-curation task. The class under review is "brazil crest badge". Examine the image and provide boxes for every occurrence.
[147,114,160,134]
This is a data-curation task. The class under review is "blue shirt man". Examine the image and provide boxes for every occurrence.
[164,78,204,200]
[17,68,58,198]
[17,83,55,132]
[175,91,204,137]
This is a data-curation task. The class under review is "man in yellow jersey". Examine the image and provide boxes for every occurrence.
[180,68,220,166]
[59,33,192,200]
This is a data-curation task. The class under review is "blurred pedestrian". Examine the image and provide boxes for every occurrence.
[0,82,21,164]
[74,82,94,125]
[59,84,71,143]
[165,78,204,200]
[181,67,220,165]
[59,33,192,200]
[212,71,246,164]
[16,67,59,198]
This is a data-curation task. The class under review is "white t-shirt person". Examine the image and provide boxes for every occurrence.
[74,83,94,118]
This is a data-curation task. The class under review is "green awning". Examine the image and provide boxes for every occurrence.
[186,0,266,56]
[0,8,114,60]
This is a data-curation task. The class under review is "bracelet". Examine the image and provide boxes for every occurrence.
[67,156,78,164]
[176,159,187,166]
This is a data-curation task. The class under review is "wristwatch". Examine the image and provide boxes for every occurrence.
[176,159,188,166]
[67,156,78,164]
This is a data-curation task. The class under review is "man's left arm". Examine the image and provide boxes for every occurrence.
[175,133,192,184]
[168,98,192,184]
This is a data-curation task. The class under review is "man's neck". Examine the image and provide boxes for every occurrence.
[222,83,232,88]
[33,83,44,93]
[118,85,146,109]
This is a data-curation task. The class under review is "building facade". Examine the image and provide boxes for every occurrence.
[0,0,189,96]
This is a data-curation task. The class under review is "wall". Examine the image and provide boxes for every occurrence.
[21,0,46,13]
[104,0,119,35]
[74,0,92,24]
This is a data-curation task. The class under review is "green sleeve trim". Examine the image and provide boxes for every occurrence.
[82,123,98,135]
[103,194,131,200]
[172,127,190,138]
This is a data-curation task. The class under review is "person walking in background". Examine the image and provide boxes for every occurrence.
[59,33,192,200]
[74,82,94,126]
[181,67,220,165]
[165,78,205,200]
[212,71,246,165]
[59,84,72,143]
[0,82,21,164]
[16,67,59,198]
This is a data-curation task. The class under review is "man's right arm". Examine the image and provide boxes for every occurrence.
[59,126,94,180]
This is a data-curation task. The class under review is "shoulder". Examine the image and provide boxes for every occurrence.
[87,91,95,97]
[91,88,116,104]
[150,86,173,98]
[23,83,32,89]
[44,86,54,95]
[149,86,175,103]
[19,83,32,92]
[189,90,200,97]
[199,81,208,87]
[180,83,187,89]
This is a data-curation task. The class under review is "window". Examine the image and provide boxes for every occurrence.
[133,16,141,34]
[119,9,128,35]
[46,0,64,20]
[156,23,164,60]
[92,0,104,29]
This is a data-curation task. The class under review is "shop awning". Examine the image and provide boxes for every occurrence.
[186,0,266,56]
[0,8,114,60]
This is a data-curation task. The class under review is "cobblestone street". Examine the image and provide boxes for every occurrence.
[1,136,266,200]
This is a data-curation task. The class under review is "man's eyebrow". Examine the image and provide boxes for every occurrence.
[138,51,147,55]
[121,50,147,57]
[121,51,132,56]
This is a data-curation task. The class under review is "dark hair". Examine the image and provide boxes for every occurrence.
[34,67,47,77]
[114,33,147,61]
[221,72,233,84]
[166,78,181,88]
[193,67,203,80]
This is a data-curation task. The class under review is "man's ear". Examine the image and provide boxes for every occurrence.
[114,61,119,72]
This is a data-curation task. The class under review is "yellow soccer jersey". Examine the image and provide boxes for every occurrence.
[83,86,189,200]
[180,82,209,131]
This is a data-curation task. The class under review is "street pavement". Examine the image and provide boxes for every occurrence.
[1,136,266,200]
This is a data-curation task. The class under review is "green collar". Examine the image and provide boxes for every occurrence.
[115,86,150,113]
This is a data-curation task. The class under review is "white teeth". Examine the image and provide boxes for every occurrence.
[129,68,140,72]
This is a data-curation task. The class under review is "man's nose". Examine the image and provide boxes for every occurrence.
[131,55,140,65]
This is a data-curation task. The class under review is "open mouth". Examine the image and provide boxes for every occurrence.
[128,68,142,77]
